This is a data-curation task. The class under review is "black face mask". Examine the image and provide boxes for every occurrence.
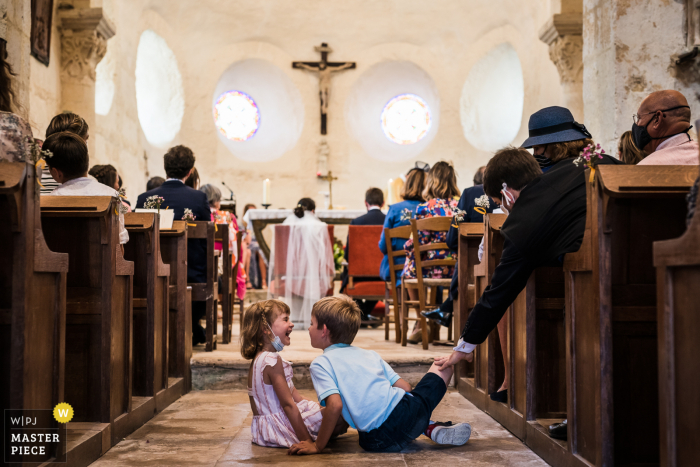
[632,105,693,150]
[533,145,554,170]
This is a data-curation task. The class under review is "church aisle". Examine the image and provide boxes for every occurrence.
[89,389,546,466]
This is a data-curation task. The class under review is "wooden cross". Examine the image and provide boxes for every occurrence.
[293,43,356,135]
[317,170,338,210]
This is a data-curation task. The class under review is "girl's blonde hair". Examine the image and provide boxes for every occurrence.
[423,161,459,200]
[240,299,290,360]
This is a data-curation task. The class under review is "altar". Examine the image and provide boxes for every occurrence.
[245,209,366,260]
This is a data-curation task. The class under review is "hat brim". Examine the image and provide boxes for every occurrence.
[521,129,589,149]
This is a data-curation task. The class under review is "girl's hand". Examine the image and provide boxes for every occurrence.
[288,440,319,455]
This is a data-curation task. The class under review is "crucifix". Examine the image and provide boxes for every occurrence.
[293,43,356,135]
[317,170,338,210]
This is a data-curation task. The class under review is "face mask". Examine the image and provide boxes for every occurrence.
[533,145,554,170]
[266,322,285,352]
[632,108,693,150]
[500,183,515,215]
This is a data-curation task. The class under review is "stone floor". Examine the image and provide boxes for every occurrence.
[90,389,547,466]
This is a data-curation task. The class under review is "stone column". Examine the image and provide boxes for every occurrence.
[58,7,114,155]
[1,0,32,117]
[539,13,584,121]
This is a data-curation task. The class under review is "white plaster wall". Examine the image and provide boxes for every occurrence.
[583,0,700,153]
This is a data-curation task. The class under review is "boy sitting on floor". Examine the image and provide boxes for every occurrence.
[288,295,471,455]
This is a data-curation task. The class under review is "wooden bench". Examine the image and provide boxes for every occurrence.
[563,165,695,467]
[160,221,192,393]
[40,196,137,445]
[124,213,184,412]
[653,185,700,467]
[0,161,69,463]
[187,221,218,352]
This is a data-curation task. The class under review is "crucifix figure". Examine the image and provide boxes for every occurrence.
[293,43,356,135]
[317,170,338,210]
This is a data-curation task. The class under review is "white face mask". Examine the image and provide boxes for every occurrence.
[266,322,284,352]
[500,182,515,214]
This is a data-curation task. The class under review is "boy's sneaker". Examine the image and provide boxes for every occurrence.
[426,421,472,446]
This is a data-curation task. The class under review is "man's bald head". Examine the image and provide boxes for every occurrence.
[638,90,691,122]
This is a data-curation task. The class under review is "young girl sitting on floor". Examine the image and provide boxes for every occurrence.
[241,300,323,447]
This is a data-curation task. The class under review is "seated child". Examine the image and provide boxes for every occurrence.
[242,300,329,447]
[289,295,471,455]
[42,132,129,244]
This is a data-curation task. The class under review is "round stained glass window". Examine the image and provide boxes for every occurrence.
[213,90,260,141]
[381,94,431,145]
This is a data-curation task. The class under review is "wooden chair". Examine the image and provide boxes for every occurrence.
[654,191,700,467]
[215,224,233,343]
[123,212,182,412]
[563,165,695,467]
[187,221,218,352]
[345,225,388,333]
[401,217,455,350]
[160,221,192,393]
[383,224,411,344]
[40,196,137,444]
[1,160,69,464]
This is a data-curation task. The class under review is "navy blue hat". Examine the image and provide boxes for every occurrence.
[521,106,591,148]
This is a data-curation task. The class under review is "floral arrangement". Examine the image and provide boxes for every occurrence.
[332,239,344,274]
[143,195,165,211]
[574,143,606,184]
[182,208,196,223]
[451,207,468,227]
[400,208,413,222]
[474,195,491,215]
[25,136,53,164]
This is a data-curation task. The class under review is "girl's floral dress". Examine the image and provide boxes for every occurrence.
[401,197,459,280]
[211,208,246,299]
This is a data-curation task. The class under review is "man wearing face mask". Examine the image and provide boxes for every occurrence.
[434,107,622,438]
[633,90,698,165]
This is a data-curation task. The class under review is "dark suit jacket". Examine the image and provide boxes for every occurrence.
[446,185,495,252]
[340,208,386,293]
[136,180,211,284]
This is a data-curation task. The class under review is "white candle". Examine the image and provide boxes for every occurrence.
[263,179,271,204]
[387,179,395,205]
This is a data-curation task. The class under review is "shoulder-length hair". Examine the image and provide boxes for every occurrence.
[401,168,426,202]
[423,161,459,200]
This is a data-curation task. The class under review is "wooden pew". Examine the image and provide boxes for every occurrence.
[1,161,69,464]
[160,221,192,393]
[40,196,137,445]
[563,166,695,467]
[215,224,240,344]
[653,187,700,467]
[187,221,218,352]
[454,222,483,386]
[124,213,184,412]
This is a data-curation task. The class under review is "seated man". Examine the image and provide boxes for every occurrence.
[43,131,129,244]
[339,187,386,324]
[423,167,494,327]
[634,90,698,165]
[136,145,211,345]
[289,295,471,455]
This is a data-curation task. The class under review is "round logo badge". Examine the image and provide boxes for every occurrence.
[53,403,74,423]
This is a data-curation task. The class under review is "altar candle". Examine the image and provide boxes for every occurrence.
[263,179,271,204]
[387,179,395,205]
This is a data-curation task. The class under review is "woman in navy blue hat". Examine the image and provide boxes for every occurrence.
[433,106,622,441]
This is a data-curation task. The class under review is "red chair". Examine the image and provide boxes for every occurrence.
[270,224,335,298]
[345,225,391,336]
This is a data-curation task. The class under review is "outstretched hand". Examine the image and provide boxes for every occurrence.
[288,440,319,456]
[435,350,473,371]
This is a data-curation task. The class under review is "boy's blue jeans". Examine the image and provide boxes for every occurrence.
[358,373,447,452]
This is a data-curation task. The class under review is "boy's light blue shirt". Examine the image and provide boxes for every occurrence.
[309,343,405,432]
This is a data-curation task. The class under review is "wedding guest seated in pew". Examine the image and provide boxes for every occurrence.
[634,90,698,165]
[435,107,622,439]
[147,176,165,191]
[340,187,386,325]
[89,164,132,211]
[402,161,460,344]
[42,131,129,244]
[136,145,211,345]
[185,167,200,189]
[378,163,427,285]
[40,112,90,194]
[422,166,495,329]
[617,131,647,164]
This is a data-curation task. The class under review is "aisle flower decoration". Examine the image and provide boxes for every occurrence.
[115,188,129,214]
[182,208,196,224]
[474,195,491,215]
[574,143,606,184]
[144,195,165,212]
[451,207,468,228]
[332,239,344,274]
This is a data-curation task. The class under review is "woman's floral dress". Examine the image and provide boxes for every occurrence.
[211,209,246,299]
[401,197,459,280]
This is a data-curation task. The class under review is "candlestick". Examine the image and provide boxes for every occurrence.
[263,179,271,205]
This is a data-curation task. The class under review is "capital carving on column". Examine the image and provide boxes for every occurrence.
[539,13,583,84]
[58,8,115,81]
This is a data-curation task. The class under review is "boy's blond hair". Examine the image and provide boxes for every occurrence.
[312,295,361,345]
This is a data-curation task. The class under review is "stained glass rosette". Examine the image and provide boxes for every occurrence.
[381,94,431,145]
[213,90,260,141]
